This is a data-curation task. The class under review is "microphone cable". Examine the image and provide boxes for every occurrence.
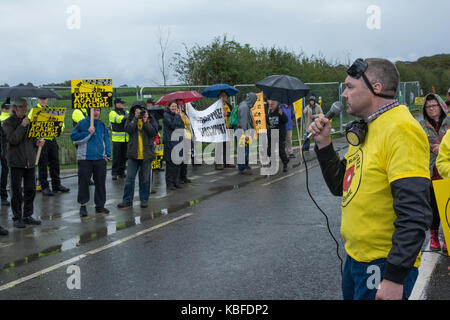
[301,144,344,276]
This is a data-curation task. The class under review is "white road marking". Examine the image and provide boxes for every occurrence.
[262,162,319,186]
[0,213,192,292]
[409,250,441,300]
[204,171,219,176]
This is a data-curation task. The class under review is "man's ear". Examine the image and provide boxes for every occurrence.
[372,82,383,95]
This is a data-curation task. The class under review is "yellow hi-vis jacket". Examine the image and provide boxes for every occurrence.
[72,108,88,126]
[109,108,129,142]
[0,111,10,123]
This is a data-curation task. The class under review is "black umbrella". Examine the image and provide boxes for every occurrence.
[147,106,165,121]
[255,75,310,105]
[0,85,62,99]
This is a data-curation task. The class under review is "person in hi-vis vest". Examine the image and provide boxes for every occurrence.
[29,97,70,196]
[109,98,129,180]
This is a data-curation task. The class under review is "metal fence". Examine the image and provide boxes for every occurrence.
[13,81,421,166]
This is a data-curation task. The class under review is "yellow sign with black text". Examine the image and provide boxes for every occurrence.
[432,179,450,248]
[71,78,113,109]
[293,99,302,119]
[250,92,267,134]
[27,107,66,139]
[151,144,164,169]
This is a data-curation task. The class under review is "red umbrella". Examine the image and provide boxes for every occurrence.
[156,91,203,106]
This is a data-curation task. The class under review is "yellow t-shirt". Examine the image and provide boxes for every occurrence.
[341,105,430,268]
[436,130,450,179]
[223,103,231,129]
[137,119,144,160]
[181,111,192,140]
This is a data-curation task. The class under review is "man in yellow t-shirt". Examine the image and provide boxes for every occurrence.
[308,58,432,300]
[117,101,157,209]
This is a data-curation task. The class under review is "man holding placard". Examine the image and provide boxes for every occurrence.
[3,98,45,228]
[29,97,70,196]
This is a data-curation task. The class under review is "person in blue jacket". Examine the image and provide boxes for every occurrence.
[71,107,111,217]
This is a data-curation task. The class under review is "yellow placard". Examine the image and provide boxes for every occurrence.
[151,144,164,169]
[293,99,302,119]
[414,97,424,106]
[432,179,450,248]
[250,92,267,134]
[71,78,113,109]
[27,107,66,139]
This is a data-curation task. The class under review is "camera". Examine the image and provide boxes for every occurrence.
[137,107,147,119]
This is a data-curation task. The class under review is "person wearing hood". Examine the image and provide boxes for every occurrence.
[236,92,257,175]
[3,98,45,228]
[117,101,158,209]
[419,93,450,252]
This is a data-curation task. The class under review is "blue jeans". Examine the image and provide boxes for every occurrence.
[122,159,151,203]
[342,254,418,300]
[238,145,250,172]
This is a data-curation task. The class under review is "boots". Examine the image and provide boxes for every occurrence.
[429,229,441,251]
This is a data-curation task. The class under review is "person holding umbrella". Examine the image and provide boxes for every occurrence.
[213,90,234,170]
[201,84,239,170]
[3,98,45,228]
[267,99,290,172]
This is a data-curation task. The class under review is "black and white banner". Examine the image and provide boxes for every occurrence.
[187,100,228,143]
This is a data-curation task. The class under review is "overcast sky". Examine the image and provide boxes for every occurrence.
[1,0,449,87]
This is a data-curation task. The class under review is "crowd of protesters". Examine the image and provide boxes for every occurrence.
[0,84,449,268]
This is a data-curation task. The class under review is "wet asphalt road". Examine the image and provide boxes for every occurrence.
[0,137,447,300]
[0,139,348,300]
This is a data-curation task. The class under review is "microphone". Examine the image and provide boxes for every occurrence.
[306,101,345,139]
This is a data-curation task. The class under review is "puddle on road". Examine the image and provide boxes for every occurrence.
[1,172,268,275]
[1,202,188,274]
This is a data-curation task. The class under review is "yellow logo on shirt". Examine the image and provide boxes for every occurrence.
[342,149,363,207]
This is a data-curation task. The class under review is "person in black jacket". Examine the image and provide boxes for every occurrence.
[3,98,45,228]
[0,99,11,206]
[163,100,185,190]
[308,58,432,300]
[267,99,290,172]
[117,101,157,209]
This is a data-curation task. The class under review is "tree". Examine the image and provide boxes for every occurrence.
[156,26,171,87]
[172,35,348,86]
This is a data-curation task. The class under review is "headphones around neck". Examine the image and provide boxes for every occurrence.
[345,120,368,146]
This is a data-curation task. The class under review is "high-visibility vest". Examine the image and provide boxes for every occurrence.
[109,108,129,142]
[0,111,10,124]
[72,108,88,127]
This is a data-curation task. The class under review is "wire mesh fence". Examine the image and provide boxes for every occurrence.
[3,80,422,166]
